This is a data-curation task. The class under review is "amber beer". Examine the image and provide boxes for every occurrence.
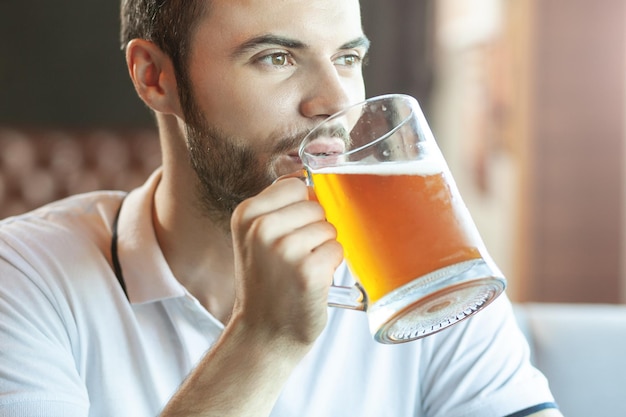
[310,160,484,304]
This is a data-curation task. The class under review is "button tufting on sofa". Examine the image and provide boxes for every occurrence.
[0,128,161,219]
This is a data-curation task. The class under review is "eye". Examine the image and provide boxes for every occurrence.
[334,52,366,68]
[257,52,293,67]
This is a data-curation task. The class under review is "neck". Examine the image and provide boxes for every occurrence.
[152,118,236,323]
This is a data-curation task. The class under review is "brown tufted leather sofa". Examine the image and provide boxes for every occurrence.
[0,128,161,219]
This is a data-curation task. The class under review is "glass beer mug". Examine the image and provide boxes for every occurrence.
[300,94,506,344]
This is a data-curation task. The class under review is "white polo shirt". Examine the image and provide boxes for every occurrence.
[0,169,555,417]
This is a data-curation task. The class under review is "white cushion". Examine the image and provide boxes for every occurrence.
[514,303,626,417]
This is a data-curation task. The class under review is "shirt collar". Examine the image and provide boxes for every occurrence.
[116,168,187,304]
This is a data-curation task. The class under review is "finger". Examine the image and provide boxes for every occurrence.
[271,219,339,263]
[300,238,345,287]
[232,178,309,230]
[273,170,306,184]
[246,200,327,247]
[274,170,317,202]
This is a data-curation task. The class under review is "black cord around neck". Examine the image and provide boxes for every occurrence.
[111,199,129,300]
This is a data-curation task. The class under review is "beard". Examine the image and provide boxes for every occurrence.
[182,99,307,228]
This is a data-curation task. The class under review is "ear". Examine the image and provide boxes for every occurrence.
[125,39,183,117]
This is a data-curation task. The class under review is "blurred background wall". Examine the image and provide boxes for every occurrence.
[0,0,152,127]
[1,0,625,304]
[430,0,626,304]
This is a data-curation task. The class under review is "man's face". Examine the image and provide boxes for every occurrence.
[180,0,368,220]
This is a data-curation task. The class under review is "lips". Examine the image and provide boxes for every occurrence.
[300,136,346,157]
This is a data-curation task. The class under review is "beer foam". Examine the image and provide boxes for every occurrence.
[311,159,443,176]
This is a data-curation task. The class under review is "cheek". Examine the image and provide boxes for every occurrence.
[346,75,367,103]
[215,84,298,138]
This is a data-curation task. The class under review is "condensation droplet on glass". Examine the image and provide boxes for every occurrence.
[381,105,387,111]
[382,149,391,157]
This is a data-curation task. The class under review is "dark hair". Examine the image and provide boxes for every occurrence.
[120,0,208,111]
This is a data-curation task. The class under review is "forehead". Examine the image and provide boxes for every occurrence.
[196,0,364,51]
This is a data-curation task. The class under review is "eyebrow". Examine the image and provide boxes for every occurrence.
[341,36,371,52]
[231,34,371,58]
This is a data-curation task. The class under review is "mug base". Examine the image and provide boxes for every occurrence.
[369,259,506,344]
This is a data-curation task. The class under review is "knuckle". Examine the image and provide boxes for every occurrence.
[231,198,253,229]
[272,233,294,255]
[252,213,279,237]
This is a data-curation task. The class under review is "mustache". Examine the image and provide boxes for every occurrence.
[272,130,309,156]
[271,123,351,156]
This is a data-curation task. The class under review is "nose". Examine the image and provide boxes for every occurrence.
[299,63,353,120]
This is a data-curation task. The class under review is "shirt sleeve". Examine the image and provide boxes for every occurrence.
[0,240,89,417]
[417,293,556,417]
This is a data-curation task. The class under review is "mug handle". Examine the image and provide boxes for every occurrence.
[275,171,368,312]
[328,281,367,311]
